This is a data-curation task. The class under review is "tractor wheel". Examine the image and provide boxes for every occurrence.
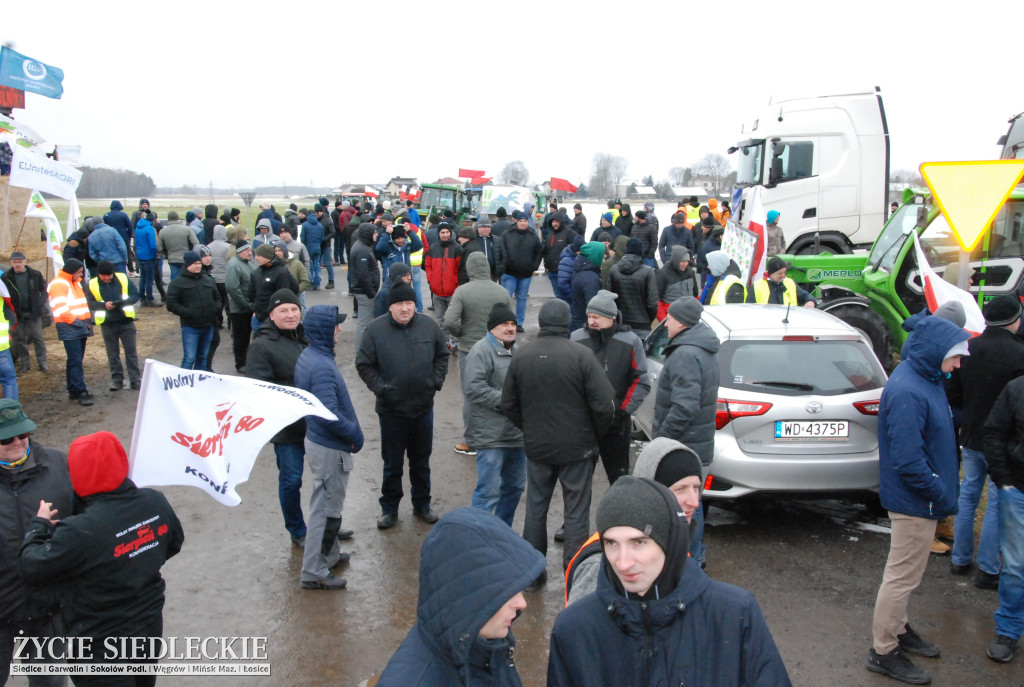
[826,304,894,372]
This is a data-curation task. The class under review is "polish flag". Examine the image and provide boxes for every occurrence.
[459,168,485,179]
[745,186,768,278]
[364,186,379,198]
[912,232,985,336]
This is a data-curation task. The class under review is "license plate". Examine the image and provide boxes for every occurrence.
[775,420,849,440]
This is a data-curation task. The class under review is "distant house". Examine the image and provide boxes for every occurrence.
[670,186,709,202]
[433,176,462,186]
[632,185,657,199]
[386,176,418,196]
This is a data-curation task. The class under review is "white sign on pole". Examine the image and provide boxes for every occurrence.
[9,147,82,199]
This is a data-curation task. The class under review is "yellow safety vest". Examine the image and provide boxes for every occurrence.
[685,205,701,227]
[409,226,426,267]
[753,277,798,306]
[0,307,8,352]
[88,274,136,325]
[710,274,746,305]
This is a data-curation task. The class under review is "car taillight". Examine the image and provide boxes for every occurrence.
[704,474,713,491]
[854,400,880,415]
[715,398,773,429]
[782,335,815,341]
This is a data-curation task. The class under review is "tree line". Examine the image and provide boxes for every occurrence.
[76,166,156,199]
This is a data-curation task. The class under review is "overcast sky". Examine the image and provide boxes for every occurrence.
[5,0,1019,191]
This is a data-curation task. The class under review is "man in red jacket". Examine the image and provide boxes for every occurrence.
[424,221,462,347]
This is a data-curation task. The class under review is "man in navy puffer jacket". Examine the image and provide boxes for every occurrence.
[293,304,363,591]
[867,311,970,684]
[378,507,545,686]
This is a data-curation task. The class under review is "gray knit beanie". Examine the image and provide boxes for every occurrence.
[597,476,675,553]
[667,297,703,327]
[538,299,571,328]
[587,290,618,319]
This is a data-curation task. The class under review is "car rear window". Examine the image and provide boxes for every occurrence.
[721,340,886,396]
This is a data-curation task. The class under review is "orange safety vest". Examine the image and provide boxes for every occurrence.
[47,273,90,325]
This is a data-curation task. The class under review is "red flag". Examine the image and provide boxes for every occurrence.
[550,177,578,193]
[459,168,485,178]
[470,176,491,185]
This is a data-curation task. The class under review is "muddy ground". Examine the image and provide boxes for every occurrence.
[10,272,1022,687]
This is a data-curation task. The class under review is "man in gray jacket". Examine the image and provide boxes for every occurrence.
[225,241,254,372]
[652,296,719,567]
[157,211,199,281]
[444,252,513,456]
[464,303,526,526]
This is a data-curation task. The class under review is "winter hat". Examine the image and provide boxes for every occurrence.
[185,211,196,223]
[670,245,691,264]
[62,258,84,276]
[256,218,272,232]
[458,226,476,241]
[587,289,619,319]
[110,200,124,211]
[381,212,395,222]
[256,244,276,260]
[269,288,301,312]
[0,399,36,443]
[9,251,26,261]
[313,204,325,214]
[388,282,417,306]
[945,340,971,361]
[496,207,507,218]
[97,260,115,276]
[167,211,180,221]
[601,211,614,224]
[477,215,492,227]
[388,262,411,284]
[667,297,703,327]
[701,215,716,227]
[538,299,571,329]
[766,256,793,274]
[933,301,966,328]
[625,238,644,257]
[983,295,1022,327]
[580,241,605,268]
[68,431,130,498]
[672,213,687,223]
[392,225,407,240]
[597,476,677,554]
[487,302,518,331]
[597,232,611,244]
[653,448,703,489]
[236,240,251,251]
[438,220,454,230]
[767,210,781,224]
[198,245,212,257]
[644,202,655,212]
[182,251,201,268]
[706,251,730,277]
[571,235,585,252]
[635,210,647,221]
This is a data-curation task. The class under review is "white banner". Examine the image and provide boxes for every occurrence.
[9,146,82,199]
[128,360,337,506]
[0,115,46,148]
[24,191,64,272]
[912,232,985,336]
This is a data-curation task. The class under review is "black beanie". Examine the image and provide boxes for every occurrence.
[388,282,417,306]
[182,251,201,268]
[389,262,411,284]
[62,258,84,275]
[653,449,703,489]
[392,225,407,240]
[625,237,644,256]
[97,260,114,276]
[597,476,677,553]
[537,299,571,329]
[269,288,301,312]
[487,302,517,331]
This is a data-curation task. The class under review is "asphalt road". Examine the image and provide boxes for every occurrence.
[12,270,1022,686]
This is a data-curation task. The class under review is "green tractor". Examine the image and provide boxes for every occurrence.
[785,186,1024,370]
[417,183,481,225]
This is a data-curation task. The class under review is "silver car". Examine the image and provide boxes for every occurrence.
[634,304,886,500]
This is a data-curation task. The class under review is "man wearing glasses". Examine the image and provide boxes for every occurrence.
[0,399,73,684]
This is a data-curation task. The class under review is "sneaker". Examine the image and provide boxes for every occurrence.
[414,508,439,524]
[516,325,525,333]
[897,624,940,658]
[110,381,123,391]
[78,393,94,407]
[929,539,950,555]
[300,574,347,590]
[986,635,1018,663]
[454,443,476,456]
[866,647,931,684]
[377,513,397,530]
[974,570,1000,590]
[336,528,354,541]
[329,552,351,570]
[525,569,547,592]
[950,561,973,576]
[291,536,306,549]
[554,526,565,543]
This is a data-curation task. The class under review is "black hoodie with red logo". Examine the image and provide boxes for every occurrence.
[19,432,184,641]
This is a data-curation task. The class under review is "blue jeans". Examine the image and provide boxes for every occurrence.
[274,442,306,538]
[473,447,527,526]
[412,265,424,312]
[690,499,706,565]
[334,236,346,264]
[547,271,559,295]
[995,485,1024,640]
[308,250,321,288]
[500,275,532,326]
[953,446,1002,574]
[180,325,214,370]
[139,259,155,301]
[320,251,334,282]
[169,263,183,282]
[378,411,433,514]
[0,349,17,400]
[62,337,87,397]
[643,257,657,268]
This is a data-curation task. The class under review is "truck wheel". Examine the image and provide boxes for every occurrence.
[826,304,893,371]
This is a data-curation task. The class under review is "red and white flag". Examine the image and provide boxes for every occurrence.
[912,232,985,336]
[744,186,768,278]
[128,360,337,506]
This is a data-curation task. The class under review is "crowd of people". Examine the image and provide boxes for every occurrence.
[1,194,1022,685]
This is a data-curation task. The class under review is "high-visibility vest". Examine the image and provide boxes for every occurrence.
[0,306,9,352]
[753,277,798,306]
[47,274,91,325]
[409,225,427,267]
[88,274,136,325]
[685,204,701,228]
[710,274,746,305]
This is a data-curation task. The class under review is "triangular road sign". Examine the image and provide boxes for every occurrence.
[920,160,1024,251]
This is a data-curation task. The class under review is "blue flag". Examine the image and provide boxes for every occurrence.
[0,47,64,99]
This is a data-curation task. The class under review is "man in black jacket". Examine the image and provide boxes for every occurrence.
[497,212,543,332]
[246,289,309,548]
[20,431,183,684]
[356,282,449,530]
[248,244,300,328]
[608,239,658,335]
[2,251,49,372]
[85,260,142,391]
[501,299,615,581]
[0,400,72,685]
[349,222,381,351]
[165,251,220,371]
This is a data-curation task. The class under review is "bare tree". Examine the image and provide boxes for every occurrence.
[694,153,733,196]
[589,153,613,198]
[668,166,690,185]
[891,168,924,186]
[497,160,530,185]
[609,156,629,192]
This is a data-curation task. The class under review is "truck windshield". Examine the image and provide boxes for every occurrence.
[420,187,440,208]
[868,204,923,271]
[735,142,764,186]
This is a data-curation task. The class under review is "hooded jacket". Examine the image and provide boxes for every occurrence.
[497,225,542,279]
[608,254,658,331]
[378,508,545,686]
[878,313,969,518]
[248,256,300,321]
[602,235,629,289]
[208,225,231,283]
[444,253,513,352]
[103,201,134,246]
[300,214,324,253]
[425,234,462,298]
[202,204,220,245]
[630,219,658,261]
[652,320,721,464]
[224,254,254,314]
[246,319,308,444]
[658,221,696,264]
[614,203,634,235]
[376,230,424,282]
[557,242,581,301]
[294,306,364,453]
[2,263,49,321]
[656,246,699,307]
[19,432,184,642]
[543,216,576,273]
[570,247,603,331]
[134,218,158,261]
[349,223,382,297]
